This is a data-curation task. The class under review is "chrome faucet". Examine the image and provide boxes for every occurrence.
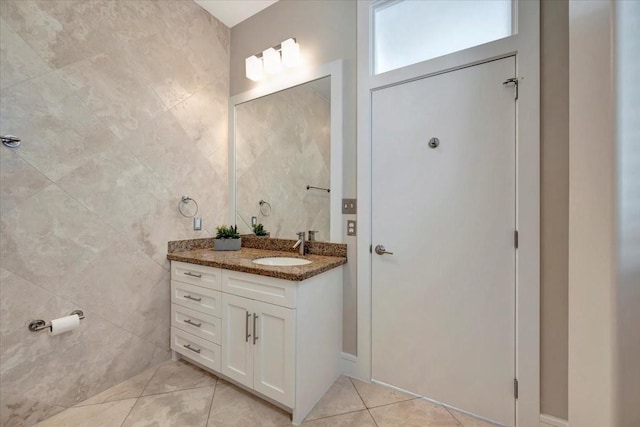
[292,231,306,255]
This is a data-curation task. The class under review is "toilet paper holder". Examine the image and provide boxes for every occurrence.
[28,310,85,332]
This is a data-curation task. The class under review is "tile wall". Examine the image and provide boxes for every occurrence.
[0,1,229,425]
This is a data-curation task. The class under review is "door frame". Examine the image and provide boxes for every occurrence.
[354,1,540,426]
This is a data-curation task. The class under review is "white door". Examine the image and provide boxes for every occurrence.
[221,293,253,388]
[371,57,516,425]
[252,300,295,407]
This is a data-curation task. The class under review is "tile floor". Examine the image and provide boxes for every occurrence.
[36,360,496,427]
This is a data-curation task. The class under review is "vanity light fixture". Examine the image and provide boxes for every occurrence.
[245,38,300,82]
[262,47,282,75]
[281,38,301,67]
[245,55,264,82]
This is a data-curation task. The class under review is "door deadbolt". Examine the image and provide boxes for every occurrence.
[428,137,440,149]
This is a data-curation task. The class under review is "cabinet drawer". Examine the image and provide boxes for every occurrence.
[171,261,221,290]
[171,327,221,372]
[222,270,297,308]
[171,281,222,317]
[171,304,221,345]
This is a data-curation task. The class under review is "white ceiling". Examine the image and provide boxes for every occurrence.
[193,0,278,28]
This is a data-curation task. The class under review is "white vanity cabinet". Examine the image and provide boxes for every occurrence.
[169,260,343,425]
[221,292,295,407]
[170,261,223,372]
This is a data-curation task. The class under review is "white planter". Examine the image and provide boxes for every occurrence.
[214,238,241,251]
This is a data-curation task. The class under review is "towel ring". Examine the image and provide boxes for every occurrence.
[178,195,199,218]
[259,199,271,216]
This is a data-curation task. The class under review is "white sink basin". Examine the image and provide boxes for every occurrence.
[252,257,312,266]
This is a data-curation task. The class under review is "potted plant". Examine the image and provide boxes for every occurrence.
[214,225,241,251]
[252,223,270,237]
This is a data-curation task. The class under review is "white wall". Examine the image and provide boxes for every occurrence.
[615,1,640,425]
[568,1,640,425]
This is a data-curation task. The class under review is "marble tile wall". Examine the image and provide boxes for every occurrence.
[0,1,229,425]
[235,81,330,240]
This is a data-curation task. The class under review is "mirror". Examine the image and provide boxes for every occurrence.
[229,61,343,242]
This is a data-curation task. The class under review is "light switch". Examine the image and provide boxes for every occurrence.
[193,216,202,231]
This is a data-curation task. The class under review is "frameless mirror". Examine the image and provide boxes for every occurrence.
[230,61,342,242]
[235,77,331,239]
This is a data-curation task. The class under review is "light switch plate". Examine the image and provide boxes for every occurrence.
[342,198,357,214]
[193,216,202,231]
[347,220,357,236]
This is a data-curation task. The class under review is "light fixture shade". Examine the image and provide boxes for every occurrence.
[263,47,282,75]
[281,38,300,68]
[245,55,263,81]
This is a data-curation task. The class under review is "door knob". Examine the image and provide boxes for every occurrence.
[375,245,394,255]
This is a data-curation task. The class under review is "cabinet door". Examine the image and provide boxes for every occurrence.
[221,293,253,388]
[252,300,295,407]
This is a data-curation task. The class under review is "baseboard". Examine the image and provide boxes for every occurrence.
[340,352,358,378]
[540,414,569,427]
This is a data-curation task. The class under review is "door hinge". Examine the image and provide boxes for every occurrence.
[503,77,519,100]
[514,378,519,399]
[514,230,519,249]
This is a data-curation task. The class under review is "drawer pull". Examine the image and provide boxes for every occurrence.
[184,319,202,328]
[184,295,202,302]
[184,271,202,278]
[183,344,201,354]
[253,313,259,345]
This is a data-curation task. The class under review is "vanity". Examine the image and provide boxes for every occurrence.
[166,59,347,424]
[167,237,346,425]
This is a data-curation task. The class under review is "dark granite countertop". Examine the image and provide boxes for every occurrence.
[167,237,347,281]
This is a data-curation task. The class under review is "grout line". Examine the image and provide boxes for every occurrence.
[118,397,139,427]
[347,376,368,408]
[118,384,217,427]
[368,408,380,427]
[0,18,56,91]
[0,65,52,92]
[444,406,465,426]
[305,408,373,424]
[347,376,418,410]
[137,383,216,400]
[138,363,165,400]
[116,363,161,427]
[74,364,160,408]
[0,158,56,217]
[203,376,218,427]
[360,396,420,411]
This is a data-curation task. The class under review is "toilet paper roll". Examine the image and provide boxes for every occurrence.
[50,314,80,336]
